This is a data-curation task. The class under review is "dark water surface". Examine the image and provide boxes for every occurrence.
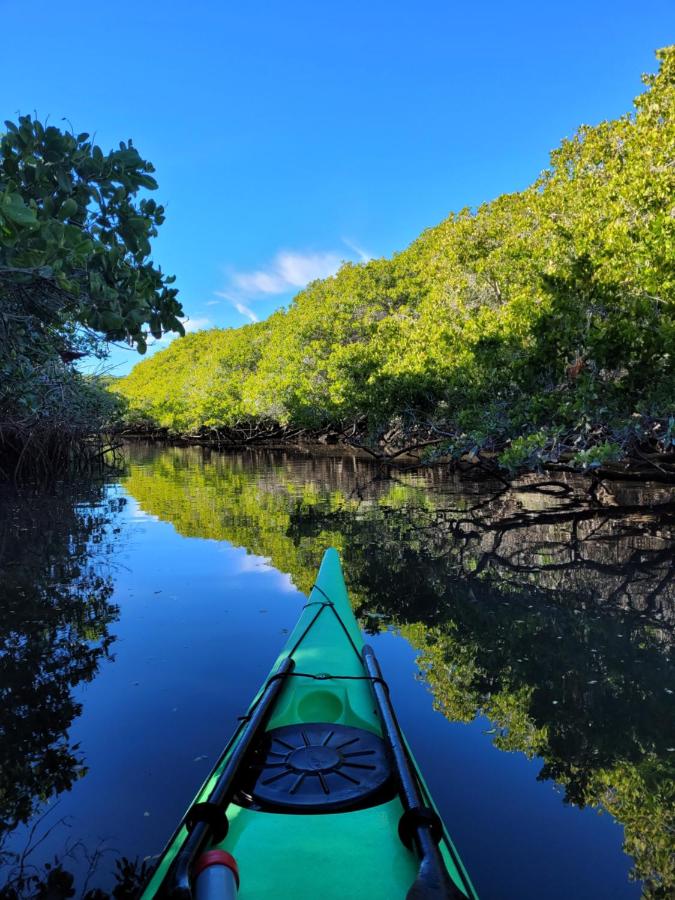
[1,444,673,899]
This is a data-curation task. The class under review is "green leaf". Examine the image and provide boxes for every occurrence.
[56,170,73,193]
[59,198,78,219]
[136,174,158,190]
[101,312,124,332]
[1,191,37,226]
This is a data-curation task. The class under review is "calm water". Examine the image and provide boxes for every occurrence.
[1,443,673,899]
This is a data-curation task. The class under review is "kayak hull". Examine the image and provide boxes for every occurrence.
[141,549,477,899]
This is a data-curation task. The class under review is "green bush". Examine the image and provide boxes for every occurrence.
[0,116,183,475]
[116,48,675,461]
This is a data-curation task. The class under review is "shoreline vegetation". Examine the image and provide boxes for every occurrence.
[0,117,182,481]
[1,48,673,482]
[114,421,675,483]
[112,48,674,482]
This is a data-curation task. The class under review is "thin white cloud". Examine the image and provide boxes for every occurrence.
[205,299,221,307]
[234,302,259,323]
[231,250,344,297]
[213,291,260,324]
[215,241,372,323]
[341,237,373,262]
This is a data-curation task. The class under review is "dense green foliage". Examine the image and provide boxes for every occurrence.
[0,116,183,475]
[117,49,675,462]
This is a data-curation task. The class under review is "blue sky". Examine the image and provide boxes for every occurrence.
[2,1,673,374]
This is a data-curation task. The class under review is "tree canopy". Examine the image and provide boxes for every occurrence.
[0,116,183,474]
[116,48,675,465]
[0,116,183,349]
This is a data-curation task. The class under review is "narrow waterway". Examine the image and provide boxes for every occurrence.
[1,443,673,898]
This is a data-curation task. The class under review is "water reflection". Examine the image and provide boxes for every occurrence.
[1,445,672,898]
[0,483,123,895]
[124,445,674,898]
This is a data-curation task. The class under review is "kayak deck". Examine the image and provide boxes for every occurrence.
[142,549,476,899]
[224,801,418,898]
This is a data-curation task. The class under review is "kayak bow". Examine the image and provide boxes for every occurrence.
[142,548,478,900]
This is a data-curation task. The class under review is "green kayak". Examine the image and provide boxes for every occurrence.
[142,548,478,899]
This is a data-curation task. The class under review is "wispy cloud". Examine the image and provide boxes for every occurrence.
[230,250,344,297]
[214,291,260,323]
[205,299,221,307]
[341,237,373,263]
[233,302,259,323]
[216,240,372,323]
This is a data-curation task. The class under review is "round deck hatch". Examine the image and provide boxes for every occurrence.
[238,722,392,813]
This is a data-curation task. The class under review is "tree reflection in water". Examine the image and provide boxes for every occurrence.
[124,445,674,898]
[0,484,126,897]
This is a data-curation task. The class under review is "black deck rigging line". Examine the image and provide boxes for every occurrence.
[284,581,364,663]
[235,668,388,724]
[285,601,328,658]
[309,582,333,605]
[304,583,365,662]
[236,670,390,724]
[166,577,465,898]
[264,668,389,687]
[236,585,381,727]
[240,583,389,721]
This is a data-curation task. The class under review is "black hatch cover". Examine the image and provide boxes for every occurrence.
[238,722,393,813]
